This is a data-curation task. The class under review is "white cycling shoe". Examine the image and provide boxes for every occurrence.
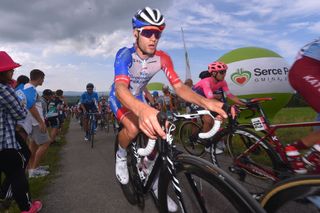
[115,154,129,184]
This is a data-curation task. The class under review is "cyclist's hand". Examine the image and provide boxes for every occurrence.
[206,99,227,119]
[138,105,165,140]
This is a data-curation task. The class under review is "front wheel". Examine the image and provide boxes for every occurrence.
[158,154,265,213]
[90,119,95,148]
[261,175,320,213]
[179,120,205,156]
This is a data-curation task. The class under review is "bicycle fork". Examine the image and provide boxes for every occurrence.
[166,156,187,213]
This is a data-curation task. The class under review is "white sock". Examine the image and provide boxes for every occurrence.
[117,144,127,158]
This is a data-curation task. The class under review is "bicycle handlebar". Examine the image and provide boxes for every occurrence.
[174,110,221,139]
[137,110,221,156]
[137,139,156,156]
[137,112,166,157]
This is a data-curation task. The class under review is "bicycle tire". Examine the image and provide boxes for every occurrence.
[114,136,139,205]
[90,119,95,148]
[212,126,281,195]
[261,175,320,213]
[158,154,265,213]
[179,120,205,156]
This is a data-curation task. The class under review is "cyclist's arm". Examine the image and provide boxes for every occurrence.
[115,82,164,139]
[173,82,227,118]
[221,82,246,106]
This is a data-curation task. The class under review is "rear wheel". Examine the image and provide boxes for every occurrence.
[179,120,205,156]
[159,154,265,213]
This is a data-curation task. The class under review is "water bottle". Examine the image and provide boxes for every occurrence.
[285,145,307,174]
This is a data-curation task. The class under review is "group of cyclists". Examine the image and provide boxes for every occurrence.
[1,5,319,213]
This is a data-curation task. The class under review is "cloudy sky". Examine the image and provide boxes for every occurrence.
[1,0,319,92]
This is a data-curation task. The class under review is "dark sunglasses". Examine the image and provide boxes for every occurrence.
[218,70,226,75]
[138,28,162,39]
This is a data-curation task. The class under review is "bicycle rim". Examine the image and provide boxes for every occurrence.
[159,154,264,213]
[213,127,279,195]
[261,175,320,213]
[179,121,205,156]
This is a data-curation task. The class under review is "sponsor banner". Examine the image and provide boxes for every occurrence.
[226,57,294,96]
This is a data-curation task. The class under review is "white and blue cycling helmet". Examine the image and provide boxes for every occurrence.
[132,7,165,31]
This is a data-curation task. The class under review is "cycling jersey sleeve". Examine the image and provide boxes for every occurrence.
[114,47,134,86]
[221,80,235,98]
[156,51,181,86]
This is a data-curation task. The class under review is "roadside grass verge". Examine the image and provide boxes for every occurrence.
[269,107,317,144]
[8,118,70,213]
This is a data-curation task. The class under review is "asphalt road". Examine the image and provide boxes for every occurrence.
[42,118,158,213]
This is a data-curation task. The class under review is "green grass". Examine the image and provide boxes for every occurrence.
[8,118,70,213]
[269,107,317,145]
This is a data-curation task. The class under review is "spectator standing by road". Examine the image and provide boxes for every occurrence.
[23,69,52,178]
[0,51,42,212]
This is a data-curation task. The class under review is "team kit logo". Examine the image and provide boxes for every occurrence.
[231,68,251,86]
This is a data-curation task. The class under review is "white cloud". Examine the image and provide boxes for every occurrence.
[308,22,320,33]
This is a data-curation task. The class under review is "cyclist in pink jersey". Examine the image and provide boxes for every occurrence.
[193,61,246,133]
[110,7,228,194]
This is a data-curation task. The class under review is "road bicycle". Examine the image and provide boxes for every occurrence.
[87,112,98,148]
[260,174,320,212]
[212,97,320,196]
[99,112,110,133]
[114,112,265,213]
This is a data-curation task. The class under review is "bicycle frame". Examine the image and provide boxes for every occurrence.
[233,99,320,181]
[129,125,186,211]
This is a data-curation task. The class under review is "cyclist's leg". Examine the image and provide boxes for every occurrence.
[116,110,140,184]
[288,56,320,149]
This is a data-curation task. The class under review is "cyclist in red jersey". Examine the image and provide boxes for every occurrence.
[285,38,320,173]
[109,7,228,200]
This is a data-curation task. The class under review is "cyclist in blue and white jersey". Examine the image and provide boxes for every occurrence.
[109,6,227,195]
[80,83,99,141]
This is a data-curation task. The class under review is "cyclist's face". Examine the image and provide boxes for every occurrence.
[214,70,226,81]
[135,27,161,56]
[87,87,93,94]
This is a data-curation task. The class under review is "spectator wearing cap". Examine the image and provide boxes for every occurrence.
[0,51,42,213]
